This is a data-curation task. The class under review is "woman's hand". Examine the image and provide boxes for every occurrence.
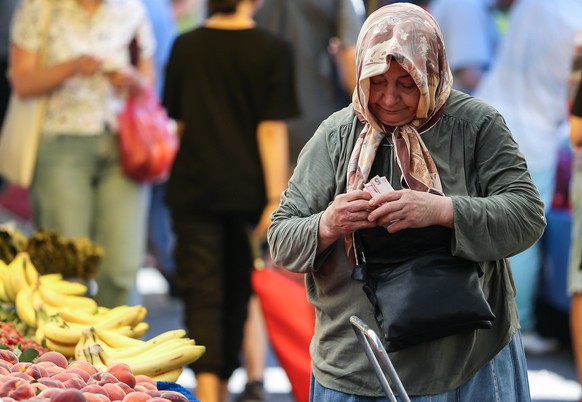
[72,55,102,77]
[318,190,377,251]
[367,189,454,232]
[107,65,145,93]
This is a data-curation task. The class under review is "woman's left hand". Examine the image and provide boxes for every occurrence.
[107,66,144,93]
[367,189,454,232]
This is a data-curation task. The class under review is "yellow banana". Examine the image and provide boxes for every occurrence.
[15,285,40,328]
[95,328,145,349]
[91,305,147,330]
[84,343,109,372]
[104,336,194,361]
[44,337,77,358]
[113,321,150,338]
[4,253,29,301]
[74,328,91,362]
[38,273,64,282]
[0,280,9,303]
[37,282,97,311]
[121,343,206,377]
[146,329,188,345]
[20,252,39,287]
[150,367,183,382]
[41,278,88,296]
[42,320,86,345]
[58,307,101,325]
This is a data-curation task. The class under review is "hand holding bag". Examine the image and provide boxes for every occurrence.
[0,0,51,188]
[117,86,178,183]
[352,226,496,353]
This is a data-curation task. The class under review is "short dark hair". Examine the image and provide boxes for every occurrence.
[207,0,242,16]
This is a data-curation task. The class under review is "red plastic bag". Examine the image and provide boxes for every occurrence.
[117,87,178,183]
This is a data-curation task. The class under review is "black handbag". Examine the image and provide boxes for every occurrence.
[352,227,496,353]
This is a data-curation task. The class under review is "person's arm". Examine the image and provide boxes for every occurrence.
[570,84,582,147]
[571,114,582,148]
[9,45,101,98]
[335,43,357,96]
[254,120,290,237]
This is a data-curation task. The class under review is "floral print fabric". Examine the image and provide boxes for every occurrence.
[11,0,155,135]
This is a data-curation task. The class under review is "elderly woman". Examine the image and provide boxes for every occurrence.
[268,3,545,401]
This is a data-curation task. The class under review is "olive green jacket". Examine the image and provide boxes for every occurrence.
[268,90,546,396]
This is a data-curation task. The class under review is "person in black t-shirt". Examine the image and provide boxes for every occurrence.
[162,0,299,401]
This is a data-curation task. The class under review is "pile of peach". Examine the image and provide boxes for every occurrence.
[0,350,190,402]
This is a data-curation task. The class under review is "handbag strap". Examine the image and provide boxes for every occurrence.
[37,0,52,67]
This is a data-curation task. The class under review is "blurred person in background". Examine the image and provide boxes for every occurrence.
[567,29,582,397]
[141,0,179,297]
[0,0,19,193]
[161,0,298,400]
[569,79,582,402]
[234,2,363,400]
[475,0,582,354]
[9,0,156,308]
[428,0,500,94]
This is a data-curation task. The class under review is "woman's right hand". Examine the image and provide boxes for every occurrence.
[317,190,377,252]
[72,55,102,77]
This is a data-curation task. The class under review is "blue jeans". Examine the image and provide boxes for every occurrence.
[31,133,150,308]
[310,332,531,402]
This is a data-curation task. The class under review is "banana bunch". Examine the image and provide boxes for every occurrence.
[41,304,149,358]
[76,327,205,381]
[13,267,98,330]
[0,251,39,302]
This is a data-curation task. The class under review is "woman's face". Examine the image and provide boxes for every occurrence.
[368,62,420,127]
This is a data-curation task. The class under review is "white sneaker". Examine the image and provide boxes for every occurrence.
[521,331,560,355]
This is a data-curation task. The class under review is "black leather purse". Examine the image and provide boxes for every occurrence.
[352,227,496,353]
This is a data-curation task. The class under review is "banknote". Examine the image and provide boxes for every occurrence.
[364,175,394,196]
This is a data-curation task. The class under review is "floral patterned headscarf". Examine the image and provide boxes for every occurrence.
[346,3,453,194]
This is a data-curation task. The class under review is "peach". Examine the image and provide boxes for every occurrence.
[68,360,99,376]
[159,390,189,402]
[11,362,46,379]
[145,389,162,398]
[36,360,57,369]
[98,372,120,386]
[50,388,87,402]
[31,381,48,393]
[116,381,134,395]
[0,350,19,365]
[67,367,91,382]
[45,365,66,376]
[7,381,35,400]
[1,377,26,396]
[134,374,155,386]
[106,363,136,388]
[84,392,112,402]
[37,387,62,399]
[63,375,88,390]
[36,351,69,370]
[147,398,174,402]
[38,377,65,388]
[51,371,77,382]
[81,383,109,396]
[8,371,34,381]
[134,382,157,392]
[0,361,12,375]
[102,382,127,401]
[121,391,151,402]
